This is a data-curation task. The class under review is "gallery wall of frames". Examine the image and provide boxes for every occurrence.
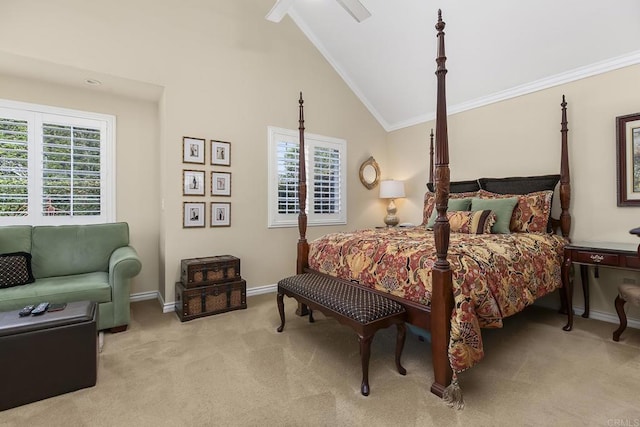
[182,136,232,228]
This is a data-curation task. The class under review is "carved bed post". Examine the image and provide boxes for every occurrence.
[296,92,310,316]
[430,9,454,397]
[559,95,571,238]
[559,95,573,331]
[296,92,309,275]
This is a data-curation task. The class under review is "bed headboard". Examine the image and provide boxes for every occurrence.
[425,95,571,237]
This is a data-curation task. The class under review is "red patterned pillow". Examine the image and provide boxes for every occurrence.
[448,210,496,234]
[477,189,553,233]
[422,191,478,225]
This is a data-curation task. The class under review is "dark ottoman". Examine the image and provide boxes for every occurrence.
[0,301,98,411]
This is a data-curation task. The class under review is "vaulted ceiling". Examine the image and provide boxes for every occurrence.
[274,0,640,131]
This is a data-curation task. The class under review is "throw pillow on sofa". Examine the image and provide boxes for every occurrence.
[0,252,35,288]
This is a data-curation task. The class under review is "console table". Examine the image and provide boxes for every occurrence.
[563,241,640,319]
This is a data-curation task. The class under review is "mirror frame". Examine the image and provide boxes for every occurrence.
[359,156,380,190]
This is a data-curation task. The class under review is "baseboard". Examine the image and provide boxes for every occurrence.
[537,298,640,330]
[129,291,159,303]
[573,305,640,330]
[247,283,277,296]
[139,283,279,314]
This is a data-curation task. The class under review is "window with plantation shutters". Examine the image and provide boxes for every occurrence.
[42,123,101,216]
[268,126,346,228]
[0,117,29,217]
[0,100,115,225]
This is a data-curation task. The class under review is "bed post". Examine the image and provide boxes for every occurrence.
[559,95,573,331]
[297,92,309,274]
[296,93,310,316]
[430,9,454,399]
[559,95,571,238]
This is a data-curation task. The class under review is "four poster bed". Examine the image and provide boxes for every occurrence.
[290,10,573,404]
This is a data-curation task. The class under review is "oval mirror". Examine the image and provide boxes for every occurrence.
[359,156,380,190]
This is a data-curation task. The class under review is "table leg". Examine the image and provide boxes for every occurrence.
[580,264,589,318]
[562,255,574,331]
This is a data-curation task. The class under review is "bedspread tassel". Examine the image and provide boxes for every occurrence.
[443,373,464,410]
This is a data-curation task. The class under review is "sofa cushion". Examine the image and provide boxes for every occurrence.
[0,252,35,289]
[31,223,130,279]
[0,226,32,254]
[0,272,111,312]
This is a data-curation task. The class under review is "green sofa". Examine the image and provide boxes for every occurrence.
[0,222,141,331]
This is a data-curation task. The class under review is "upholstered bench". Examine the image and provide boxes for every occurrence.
[276,273,407,396]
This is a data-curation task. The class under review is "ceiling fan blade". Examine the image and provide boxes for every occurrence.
[336,0,371,23]
[265,0,295,23]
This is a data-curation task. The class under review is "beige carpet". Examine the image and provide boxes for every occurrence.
[2,293,639,426]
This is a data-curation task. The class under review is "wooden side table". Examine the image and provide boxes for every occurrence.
[563,241,640,320]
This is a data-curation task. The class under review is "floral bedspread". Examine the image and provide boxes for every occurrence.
[308,227,566,372]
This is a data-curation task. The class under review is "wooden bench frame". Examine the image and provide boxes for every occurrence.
[276,277,407,396]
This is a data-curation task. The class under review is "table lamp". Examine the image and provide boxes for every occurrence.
[379,180,405,226]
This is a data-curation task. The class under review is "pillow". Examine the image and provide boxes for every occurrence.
[478,174,560,195]
[471,197,518,234]
[448,210,497,234]
[478,189,553,233]
[427,179,480,194]
[0,252,35,289]
[426,198,472,228]
[422,191,478,225]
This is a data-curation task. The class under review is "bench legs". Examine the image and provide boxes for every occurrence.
[277,292,285,333]
[613,295,627,342]
[395,323,407,376]
[359,322,407,396]
[359,334,373,396]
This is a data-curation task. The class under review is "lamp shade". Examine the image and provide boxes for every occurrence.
[379,180,405,199]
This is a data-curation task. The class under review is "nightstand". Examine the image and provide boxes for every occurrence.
[563,241,640,318]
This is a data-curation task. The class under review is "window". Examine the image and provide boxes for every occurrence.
[268,126,346,228]
[0,99,115,225]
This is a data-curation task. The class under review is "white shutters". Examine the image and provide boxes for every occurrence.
[0,117,29,217]
[0,100,115,225]
[268,126,347,228]
[41,123,102,216]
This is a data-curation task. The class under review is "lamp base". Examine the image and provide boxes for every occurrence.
[384,199,399,227]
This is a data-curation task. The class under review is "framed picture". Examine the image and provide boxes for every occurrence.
[616,113,640,206]
[183,136,205,164]
[211,172,231,196]
[183,170,205,196]
[183,202,205,228]
[211,202,231,227]
[211,140,231,166]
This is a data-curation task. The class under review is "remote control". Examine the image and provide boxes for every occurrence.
[18,304,36,317]
[30,302,49,316]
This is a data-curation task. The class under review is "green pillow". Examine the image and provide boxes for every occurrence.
[470,197,518,234]
[426,198,472,228]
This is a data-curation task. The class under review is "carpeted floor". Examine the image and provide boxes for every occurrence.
[2,293,639,426]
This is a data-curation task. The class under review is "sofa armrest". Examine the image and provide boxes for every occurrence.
[108,246,142,328]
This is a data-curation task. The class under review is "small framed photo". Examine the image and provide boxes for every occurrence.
[211,172,231,196]
[183,202,205,228]
[183,136,205,164]
[211,202,231,227]
[183,170,205,196]
[211,140,231,166]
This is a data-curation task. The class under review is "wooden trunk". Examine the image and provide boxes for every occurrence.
[175,280,247,322]
[180,255,241,288]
